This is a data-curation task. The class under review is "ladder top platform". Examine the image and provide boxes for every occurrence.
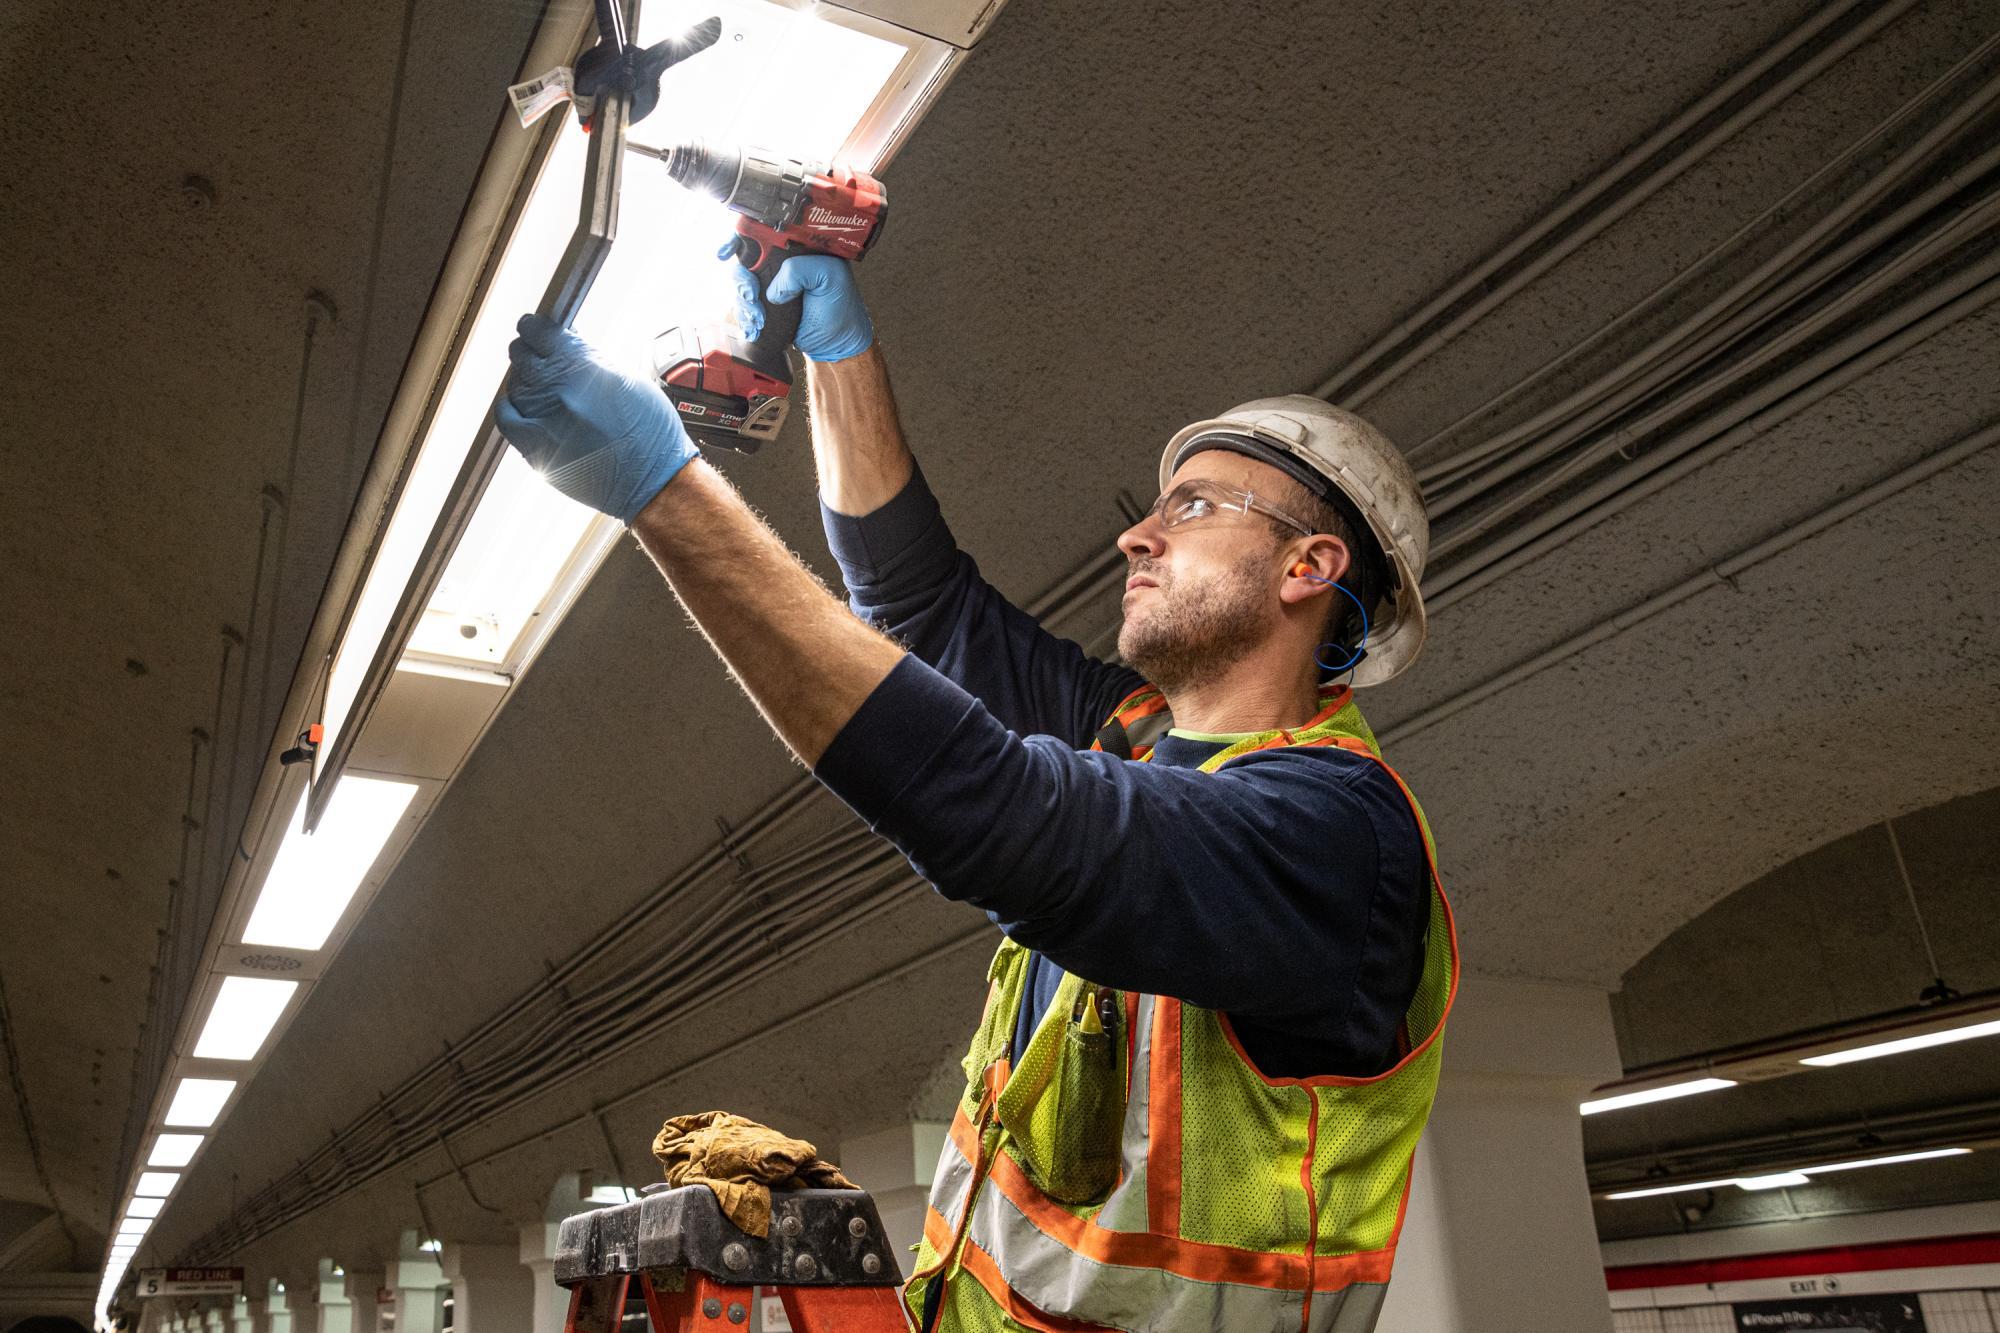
[554,1186,902,1289]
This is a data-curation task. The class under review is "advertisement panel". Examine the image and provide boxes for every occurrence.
[1733,1293,1926,1332]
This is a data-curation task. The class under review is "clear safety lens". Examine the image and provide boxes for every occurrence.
[1149,480,1309,535]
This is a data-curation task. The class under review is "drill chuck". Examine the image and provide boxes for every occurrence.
[660,139,809,229]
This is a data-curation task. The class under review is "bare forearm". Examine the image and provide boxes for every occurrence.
[629,459,903,765]
[806,345,914,516]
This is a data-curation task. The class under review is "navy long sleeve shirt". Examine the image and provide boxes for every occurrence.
[812,467,1429,1078]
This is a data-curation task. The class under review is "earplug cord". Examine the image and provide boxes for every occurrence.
[1292,562,1371,676]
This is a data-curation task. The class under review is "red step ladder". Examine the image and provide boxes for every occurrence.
[555,1185,905,1333]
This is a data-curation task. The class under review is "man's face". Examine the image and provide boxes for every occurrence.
[1114,452,1297,692]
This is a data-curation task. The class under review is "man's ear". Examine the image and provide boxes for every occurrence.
[1302,535,1351,585]
[1279,537,1351,606]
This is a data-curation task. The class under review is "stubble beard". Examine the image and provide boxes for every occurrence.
[1118,550,1273,695]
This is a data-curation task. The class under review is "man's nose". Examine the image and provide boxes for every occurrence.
[1117,513,1164,562]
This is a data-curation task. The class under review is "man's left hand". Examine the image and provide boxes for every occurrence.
[498,314,699,524]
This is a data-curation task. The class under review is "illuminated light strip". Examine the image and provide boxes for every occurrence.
[1799,1017,2000,1066]
[146,1135,202,1169]
[1601,1146,1970,1199]
[242,778,419,950]
[1580,1076,1737,1115]
[192,976,298,1061]
[163,1077,236,1128]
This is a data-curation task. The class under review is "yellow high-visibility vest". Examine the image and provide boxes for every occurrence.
[905,685,1458,1333]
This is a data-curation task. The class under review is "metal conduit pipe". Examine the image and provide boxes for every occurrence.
[1429,154,2000,532]
[1414,40,2000,480]
[1316,0,1916,407]
[188,854,923,1254]
[573,855,903,1029]
[1382,415,2000,746]
[1430,192,2000,564]
[1423,81,2000,502]
[404,924,998,1203]
[563,837,896,1012]
[410,863,895,1119]
[1424,252,2000,611]
[190,877,929,1258]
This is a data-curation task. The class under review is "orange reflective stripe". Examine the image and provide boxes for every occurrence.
[1147,997,1183,1237]
[946,1113,1395,1292]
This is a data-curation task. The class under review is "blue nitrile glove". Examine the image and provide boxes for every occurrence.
[720,244,874,362]
[497,314,698,524]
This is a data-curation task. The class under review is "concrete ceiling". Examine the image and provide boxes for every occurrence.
[3,0,1998,1290]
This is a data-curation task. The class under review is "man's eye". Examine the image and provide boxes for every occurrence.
[1176,497,1217,521]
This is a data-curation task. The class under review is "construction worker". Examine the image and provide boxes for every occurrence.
[497,256,1455,1332]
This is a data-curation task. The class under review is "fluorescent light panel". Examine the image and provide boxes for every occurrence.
[1604,1146,1972,1199]
[193,975,298,1060]
[133,1171,179,1196]
[1580,1077,1737,1116]
[241,777,418,950]
[164,1077,236,1128]
[388,1,928,682]
[148,1134,203,1168]
[1800,1018,2000,1067]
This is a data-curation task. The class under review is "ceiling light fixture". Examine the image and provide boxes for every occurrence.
[241,777,419,949]
[1602,1146,1971,1200]
[309,0,965,816]
[191,976,299,1060]
[132,1172,179,1196]
[122,1199,162,1220]
[147,1134,203,1168]
[1579,1076,1738,1116]
[163,1077,237,1128]
[1799,1018,2000,1067]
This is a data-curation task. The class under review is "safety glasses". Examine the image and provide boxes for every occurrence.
[1146,479,1313,537]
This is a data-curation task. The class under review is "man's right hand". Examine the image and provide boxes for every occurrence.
[725,251,874,362]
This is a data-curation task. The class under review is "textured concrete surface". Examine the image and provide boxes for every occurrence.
[2,0,1998,1289]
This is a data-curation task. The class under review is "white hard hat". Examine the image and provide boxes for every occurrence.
[1161,395,1430,686]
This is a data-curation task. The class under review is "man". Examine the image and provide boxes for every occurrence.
[498,255,1456,1332]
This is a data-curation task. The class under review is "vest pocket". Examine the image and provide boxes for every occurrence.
[1013,991,1126,1205]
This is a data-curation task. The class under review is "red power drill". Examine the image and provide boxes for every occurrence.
[653,141,888,452]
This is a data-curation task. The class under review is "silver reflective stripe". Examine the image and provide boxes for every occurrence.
[930,1120,977,1233]
[1312,1282,1386,1333]
[1094,994,1155,1235]
[971,1173,1309,1332]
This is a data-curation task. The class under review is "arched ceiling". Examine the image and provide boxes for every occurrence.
[3,0,1997,1284]
[1591,783,2000,1239]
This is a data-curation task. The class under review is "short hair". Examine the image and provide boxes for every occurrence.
[1263,473,1391,657]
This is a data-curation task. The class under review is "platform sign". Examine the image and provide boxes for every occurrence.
[137,1268,245,1298]
[1733,1292,1925,1331]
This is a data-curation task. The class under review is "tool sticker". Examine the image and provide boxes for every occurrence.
[507,66,575,127]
